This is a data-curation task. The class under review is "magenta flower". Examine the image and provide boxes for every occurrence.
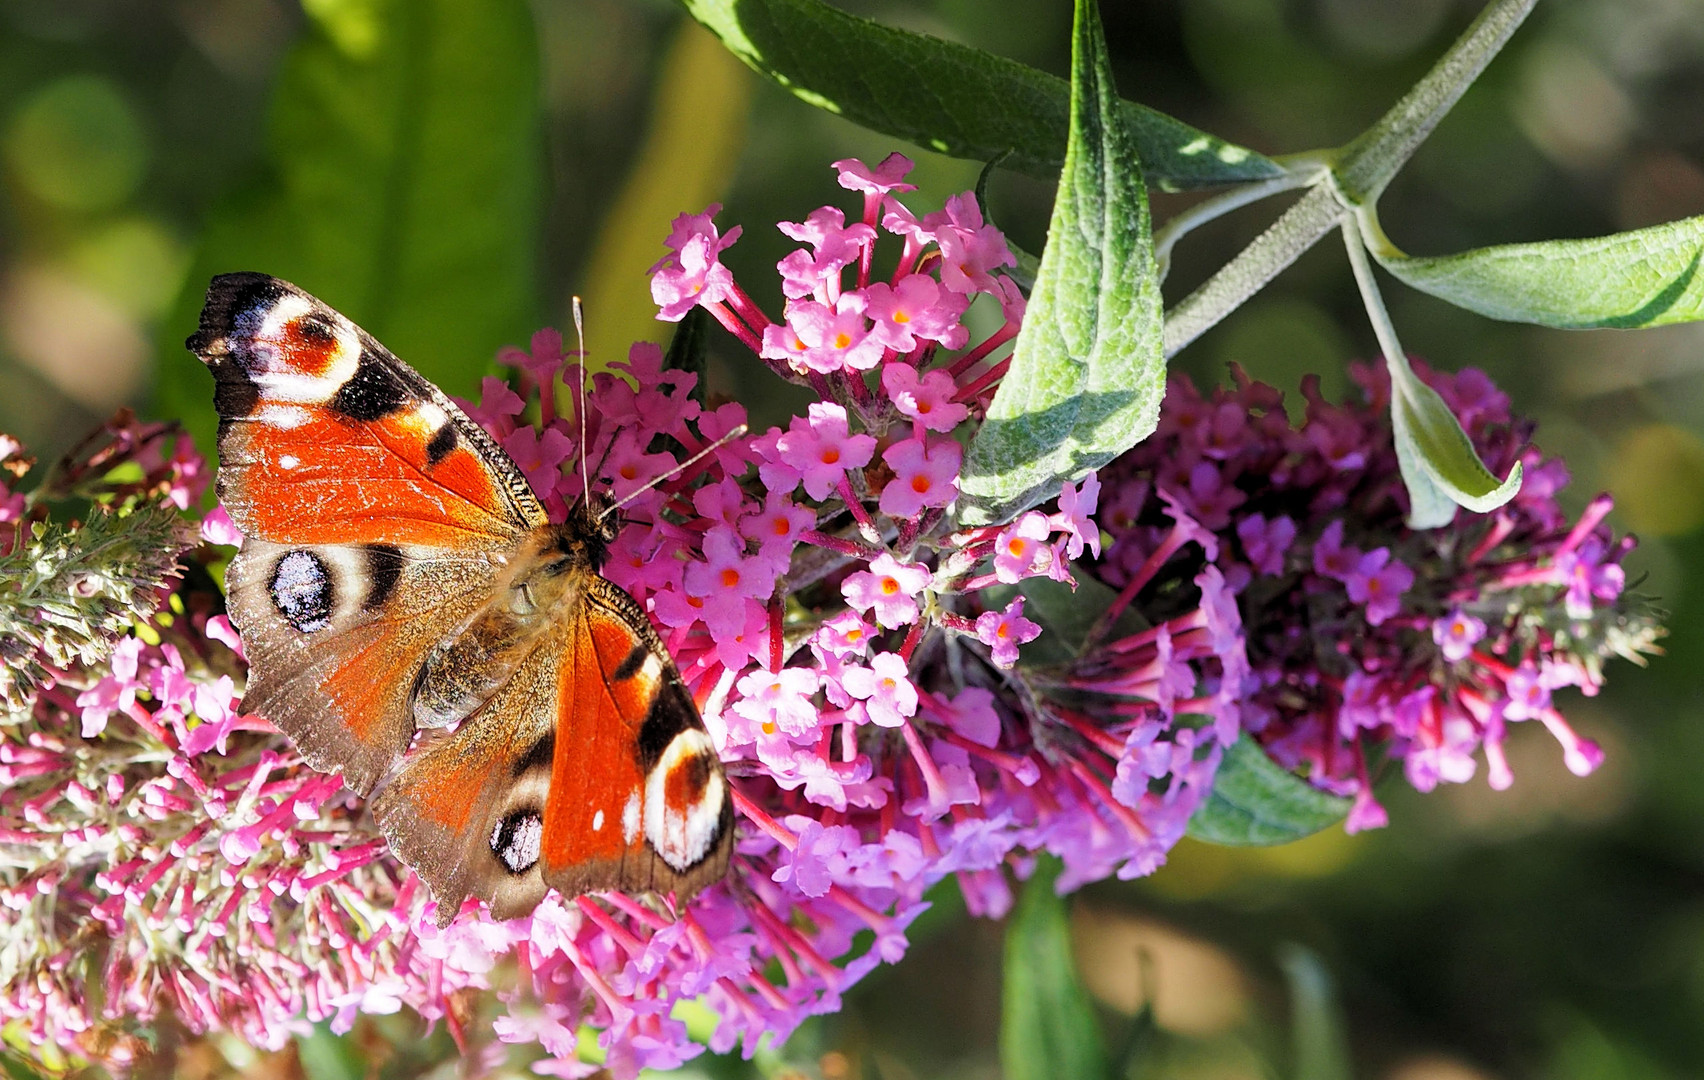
[649,204,742,321]
[1432,609,1487,662]
[1344,546,1414,626]
[975,598,1043,668]
[1088,363,1660,826]
[878,435,961,518]
[841,652,919,727]
[882,363,971,434]
[502,426,574,494]
[992,511,1054,583]
[863,274,970,352]
[770,403,877,500]
[842,553,932,628]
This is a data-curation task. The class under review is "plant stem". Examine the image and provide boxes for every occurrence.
[1161,184,1346,358]
[1334,0,1539,204]
[1152,154,1330,284]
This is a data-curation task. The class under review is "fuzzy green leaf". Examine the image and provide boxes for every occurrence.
[153,0,542,457]
[1002,856,1109,1080]
[678,0,1278,190]
[1378,215,1704,329]
[1187,735,1351,846]
[957,0,1164,527]
[1388,354,1522,528]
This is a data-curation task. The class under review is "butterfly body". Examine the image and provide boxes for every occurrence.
[190,273,732,925]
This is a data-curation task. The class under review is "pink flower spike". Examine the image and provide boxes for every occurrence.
[975,599,1042,668]
[775,403,877,501]
[881,365,969,434]
[863,275,968,352]
[842,553,932,628]
[878,436,961,519]
[992,512,1054,584]
[841,652,919,728]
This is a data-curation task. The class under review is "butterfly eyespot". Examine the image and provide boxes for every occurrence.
[490,809,543,873]
[268,550,333,633]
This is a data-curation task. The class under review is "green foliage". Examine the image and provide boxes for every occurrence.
[1278,946,1352,1080]
[1011,571,1146,667]
[152,0,543,455]
[1331,0,1538,204]
[1376,214,1704,329]
[957,0,1163,527]
[676,0,1281,191]
[1001,856,1109,1080]
[1186,736,1351,846]
[1388,346,1523,528]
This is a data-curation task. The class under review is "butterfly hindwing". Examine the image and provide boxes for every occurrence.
[539,576,732,900]
[373,570,733,926]
[224,539,505,794]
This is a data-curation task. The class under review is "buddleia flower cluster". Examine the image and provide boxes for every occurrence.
[1075,363,1662,830]
[0,155,1661,1075]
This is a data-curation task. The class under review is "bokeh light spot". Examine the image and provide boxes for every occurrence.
[4,75,148,212]
[1607,423,1704,537]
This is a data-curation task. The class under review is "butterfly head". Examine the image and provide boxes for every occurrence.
[556,494,621,573]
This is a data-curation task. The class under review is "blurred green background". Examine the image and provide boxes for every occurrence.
[4,0,1703,1077]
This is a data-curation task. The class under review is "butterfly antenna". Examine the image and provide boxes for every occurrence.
[601,424,750,520]
[572,296,591,508]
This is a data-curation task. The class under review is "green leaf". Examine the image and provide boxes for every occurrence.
[957,0,1164,528]
[153,0,543,458]
[1388,352,1522,528]
[1377,215,1704,329]
[677,0,1279,191]
[1004,569,1148,667]
[1186,735,1350,846]
[663,304,714,406]
[298,1022,365,1080]
[1278,945,1353,1080]
[1002,855,1109,1080]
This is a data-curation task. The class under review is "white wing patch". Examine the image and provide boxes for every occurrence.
[622,788,642,845]
[643,729,725,872]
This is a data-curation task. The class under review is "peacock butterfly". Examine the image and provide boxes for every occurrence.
[188,272,732,926]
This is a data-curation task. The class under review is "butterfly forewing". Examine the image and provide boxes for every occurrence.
[191,273,734,920]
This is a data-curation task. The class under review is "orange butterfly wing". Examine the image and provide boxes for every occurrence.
[192,273,732,919]
[372,571,732,925]
[191,273,542,791]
